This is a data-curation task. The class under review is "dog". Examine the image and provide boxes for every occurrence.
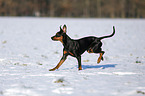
[49,25,115,71]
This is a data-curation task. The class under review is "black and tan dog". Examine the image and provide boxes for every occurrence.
[49,25,115,71]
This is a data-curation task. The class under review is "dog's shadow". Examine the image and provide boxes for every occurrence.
[82,64,117,70]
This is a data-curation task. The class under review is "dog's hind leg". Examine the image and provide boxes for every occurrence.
[97,51,105,64]
[92,46,105,64]
[87,41,105,63]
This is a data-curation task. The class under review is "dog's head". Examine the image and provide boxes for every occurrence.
[51,25,67,42]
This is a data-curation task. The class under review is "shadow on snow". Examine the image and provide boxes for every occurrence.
[82,64,117,70]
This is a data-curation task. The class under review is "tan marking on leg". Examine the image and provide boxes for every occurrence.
[63,51,67,54]
[97,53,103,64]
[79,66,82,70]
[69,52,74,56]
[55,59,65,69]
[49,59,65,71]
[87,48,93,53]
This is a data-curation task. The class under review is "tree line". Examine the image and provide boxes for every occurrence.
[0,0,145,18]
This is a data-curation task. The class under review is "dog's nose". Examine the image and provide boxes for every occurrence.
[51,36,54,40]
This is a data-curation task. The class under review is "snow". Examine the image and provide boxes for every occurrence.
[0,17,145,96]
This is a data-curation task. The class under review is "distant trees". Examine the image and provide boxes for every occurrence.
[0,0,145,18]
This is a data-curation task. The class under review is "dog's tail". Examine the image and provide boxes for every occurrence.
[99,26,115,40]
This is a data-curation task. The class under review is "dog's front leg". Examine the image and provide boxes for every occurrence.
[49,54,68,71]
[77,56,82,70]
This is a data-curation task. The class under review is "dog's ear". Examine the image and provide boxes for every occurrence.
[63,25,67,33]
[60,25,62,30]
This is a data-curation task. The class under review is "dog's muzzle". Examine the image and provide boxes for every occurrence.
[51,36,54,40]
[51,36,58,41]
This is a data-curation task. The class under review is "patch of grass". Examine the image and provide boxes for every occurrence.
[14,62,20,65]
[83,60,89,62]
[2,40,7,44]
[14,62,28,66]
[54,51,59,54]
[54,78,64,83]
[74,34,79,37]
[130,53,133,56]
[136,60,141,63]
[0,91,3,95]
[41,55,48,59]
[54,78,69,87]
[23,54,29,58]
[137,90,145,94]
[135,57,141,63]
[22,64,27,66]
[37,62,43,65]
[34,47,38,50]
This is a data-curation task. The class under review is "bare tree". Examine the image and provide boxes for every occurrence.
[0,0,145,18]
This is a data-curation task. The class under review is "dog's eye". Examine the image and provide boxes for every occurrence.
[56,33,60,37]
[56,32,63,37]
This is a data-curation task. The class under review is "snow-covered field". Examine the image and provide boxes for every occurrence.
[0,17,145,96]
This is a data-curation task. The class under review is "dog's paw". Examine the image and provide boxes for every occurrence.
[97,57,102,64]
[97,60,101,64]
[49,68,55,71]
[101,57,104,61]
[79,67,82,70]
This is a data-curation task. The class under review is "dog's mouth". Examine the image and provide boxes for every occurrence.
[51,36,57,41]
[51,36,61,41]
[51,36,63,43]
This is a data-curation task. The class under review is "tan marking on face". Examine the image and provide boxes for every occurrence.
[53,36,63,44]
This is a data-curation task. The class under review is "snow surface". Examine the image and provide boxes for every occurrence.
[0,17,145,96]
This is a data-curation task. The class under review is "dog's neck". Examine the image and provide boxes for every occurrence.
[62,34,74,48]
